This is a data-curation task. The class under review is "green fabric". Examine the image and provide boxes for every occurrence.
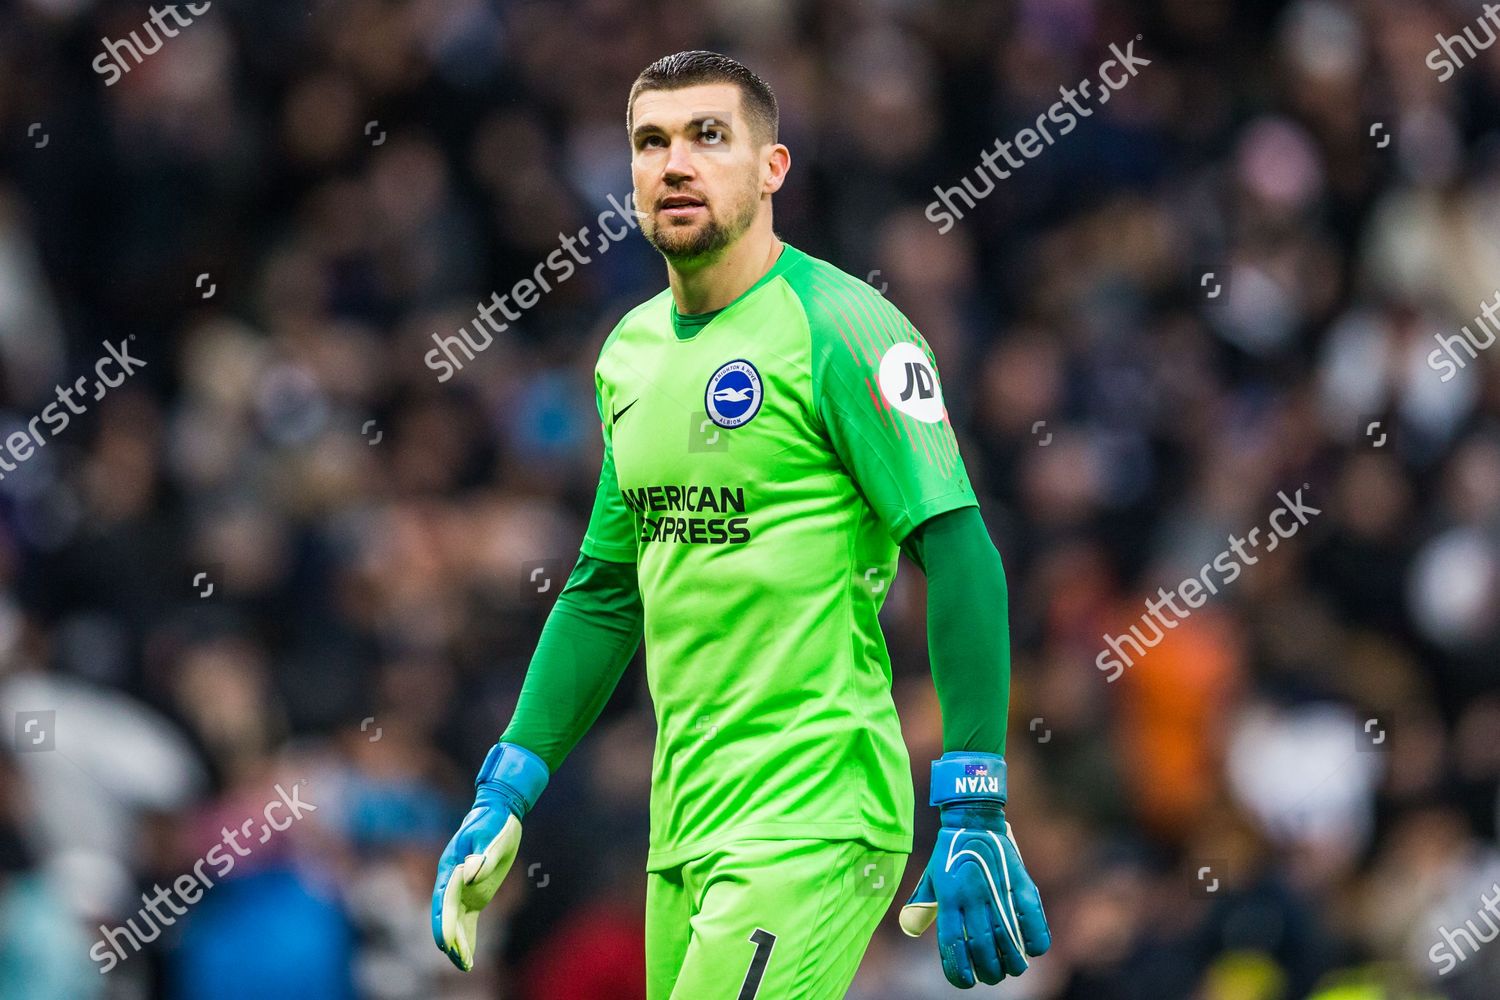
[582,241,978,870]
[644,838,904,1000]
[903,506,1012,753]
[504,508,1012,788]
[670,303,721,340]
[499,554,642,773]
[667,245,795,340]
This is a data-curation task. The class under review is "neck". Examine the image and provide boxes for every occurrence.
[667,223,782,315]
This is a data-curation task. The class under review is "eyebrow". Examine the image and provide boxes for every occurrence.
[631,115,734,144]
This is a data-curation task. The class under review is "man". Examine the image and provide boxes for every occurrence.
[432,50,1051,997]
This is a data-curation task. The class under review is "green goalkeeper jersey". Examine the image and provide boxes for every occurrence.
[581,242,977,870]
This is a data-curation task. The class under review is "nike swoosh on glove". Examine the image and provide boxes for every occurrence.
[431,742,548,971]
[899,751,1051,987]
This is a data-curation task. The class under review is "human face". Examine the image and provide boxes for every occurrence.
[629,83,767,263]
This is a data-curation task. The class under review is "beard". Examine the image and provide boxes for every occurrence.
[641,179,761,263]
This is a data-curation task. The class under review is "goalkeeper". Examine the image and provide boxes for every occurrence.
[432,50,1051,997]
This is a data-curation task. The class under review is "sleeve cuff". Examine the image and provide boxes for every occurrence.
[477,742,550,813]
[892,493,979,546]
[929,751,1007,806]
[580,534,639,563]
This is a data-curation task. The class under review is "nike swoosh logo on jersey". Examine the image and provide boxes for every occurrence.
[612,399,639,424]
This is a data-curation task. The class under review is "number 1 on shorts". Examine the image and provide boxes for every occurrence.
[737,928,777,999]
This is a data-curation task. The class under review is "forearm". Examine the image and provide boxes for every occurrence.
[905,506,1012,754]
[499,553,643,772]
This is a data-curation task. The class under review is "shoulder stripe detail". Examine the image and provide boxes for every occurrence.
[810,273,884,364]
[863,376,892,432]
[807,275,877,370]
[791,260,966,480]
[810,272,962,474]
[810,275,906,446]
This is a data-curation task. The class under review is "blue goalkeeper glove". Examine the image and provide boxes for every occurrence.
[431,742,549,972]
[899,752,1051,988]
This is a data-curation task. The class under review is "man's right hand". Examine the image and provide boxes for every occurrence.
[431,742,549,971]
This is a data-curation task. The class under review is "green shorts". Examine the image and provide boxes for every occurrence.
[645,838,907,1000]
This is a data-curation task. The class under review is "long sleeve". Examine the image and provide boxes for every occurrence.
[499,553,643,772]
[498,343,647,772]
[902,506,1012,754]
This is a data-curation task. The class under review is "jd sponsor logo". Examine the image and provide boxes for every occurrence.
[878,342,944,423]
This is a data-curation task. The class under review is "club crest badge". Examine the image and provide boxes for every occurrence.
[705,359,763,429]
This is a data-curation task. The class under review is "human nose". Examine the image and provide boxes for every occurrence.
[663,136,696,183]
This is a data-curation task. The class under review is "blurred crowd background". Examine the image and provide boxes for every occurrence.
[1,0,1499,997]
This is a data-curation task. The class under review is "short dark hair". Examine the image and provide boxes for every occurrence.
[627,50,778,147]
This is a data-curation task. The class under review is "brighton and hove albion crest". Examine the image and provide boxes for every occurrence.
[705,359,763,429]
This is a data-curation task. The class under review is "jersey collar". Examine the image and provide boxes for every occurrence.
[669,242,806,341]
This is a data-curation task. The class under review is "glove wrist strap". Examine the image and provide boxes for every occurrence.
[476,742,549,815]
[929,751,1007,807]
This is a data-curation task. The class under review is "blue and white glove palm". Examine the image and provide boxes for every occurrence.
[900,752,1051,988]
[431,742,549,972]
